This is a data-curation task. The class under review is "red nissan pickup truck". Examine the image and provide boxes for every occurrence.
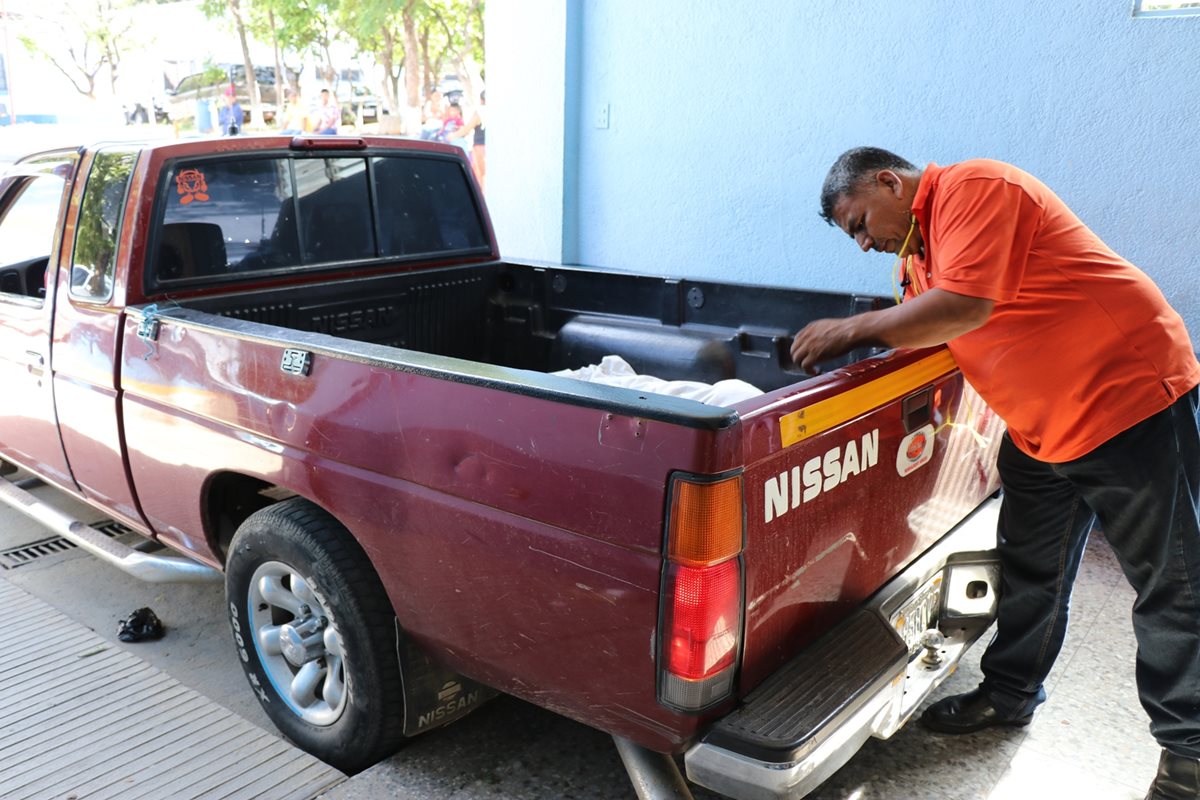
[0,136,1004,799]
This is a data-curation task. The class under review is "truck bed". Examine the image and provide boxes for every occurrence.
[174,259,890,398]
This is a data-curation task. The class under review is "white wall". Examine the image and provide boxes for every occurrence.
[484,0,573,263]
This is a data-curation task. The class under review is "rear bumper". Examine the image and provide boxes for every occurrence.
[685,496,1002,800]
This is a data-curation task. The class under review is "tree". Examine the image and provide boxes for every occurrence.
[242,0,298,116]
[15,0,139,100]
[338,0,411,120]
[427,0,483,101]
[200,0,264,126]
[243,0,355,129]
[264,0,343,92]
[339,0,483,134]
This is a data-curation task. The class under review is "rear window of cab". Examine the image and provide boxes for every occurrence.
[148,152,489,289]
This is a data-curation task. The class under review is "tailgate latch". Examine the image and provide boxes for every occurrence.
[280,348,312,376]
[136,315,160,342]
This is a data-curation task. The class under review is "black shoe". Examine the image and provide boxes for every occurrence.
[1145,749,1200,800]
[920,687,1034,734]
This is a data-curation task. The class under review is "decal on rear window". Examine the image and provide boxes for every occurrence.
[176,169,210,205]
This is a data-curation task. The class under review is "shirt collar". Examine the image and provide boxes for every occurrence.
[911,162,943,228]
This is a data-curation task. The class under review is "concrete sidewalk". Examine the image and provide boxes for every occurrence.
[0,577,344,799]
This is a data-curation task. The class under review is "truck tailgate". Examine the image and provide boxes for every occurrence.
[733,347,1003,692]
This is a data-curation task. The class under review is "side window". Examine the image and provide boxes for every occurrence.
[159,158,299,280]
[295,157,374,264]
[372,156,488,257]
[0,174,68,300]
[72,150,137,301]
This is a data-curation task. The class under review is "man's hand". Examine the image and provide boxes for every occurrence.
[789,289,995,374]
[790,318,863,374]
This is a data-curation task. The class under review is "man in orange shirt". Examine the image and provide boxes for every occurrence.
[793,147,1200,800]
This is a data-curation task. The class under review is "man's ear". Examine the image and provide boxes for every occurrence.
[876,170,905,198]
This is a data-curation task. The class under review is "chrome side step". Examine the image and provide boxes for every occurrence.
[0,477,221,583]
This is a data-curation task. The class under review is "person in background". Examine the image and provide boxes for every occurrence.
[422,88,444,125]
[791,146,1200,800]
[419,88,446,140]
[217,86,243,136]
[448,90,486,192]
[437,103,465,145]
[312,89,340,135]
[278,89,308,135]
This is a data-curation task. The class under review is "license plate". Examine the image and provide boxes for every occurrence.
[891,573,943,654]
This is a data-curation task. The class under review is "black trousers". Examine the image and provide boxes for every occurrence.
[980,387,1200,758]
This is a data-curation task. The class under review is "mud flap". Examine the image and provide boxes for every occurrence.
[395,620,497,736]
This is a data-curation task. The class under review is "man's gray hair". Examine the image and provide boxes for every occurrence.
[819,147,919,225]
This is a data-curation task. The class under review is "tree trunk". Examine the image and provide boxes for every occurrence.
[270,7,284,120]
[321,42,336,91]
[402,0,421,134]
[106,39,120,97]
[455,1,482,102]
[227,0,263,127]
[38,45,100,99]
[379,27,400,123]
[420,26,432,100]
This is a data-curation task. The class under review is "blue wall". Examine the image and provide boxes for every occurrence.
[487,1,1200,341]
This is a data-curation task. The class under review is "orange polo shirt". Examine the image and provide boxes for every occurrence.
[909,160,1199,463]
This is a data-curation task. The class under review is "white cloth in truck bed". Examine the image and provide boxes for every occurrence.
[552,355,763,406]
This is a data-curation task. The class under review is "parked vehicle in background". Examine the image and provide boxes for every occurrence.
[123,100,169,126]
[165,65,297,126]
[298,66,382,126]
[336,68,380,121]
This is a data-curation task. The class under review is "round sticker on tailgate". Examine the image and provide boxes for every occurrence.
[896,424,935,476]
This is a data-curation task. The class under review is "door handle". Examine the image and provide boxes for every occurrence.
[25,350,44,377]
[902,387,933,433]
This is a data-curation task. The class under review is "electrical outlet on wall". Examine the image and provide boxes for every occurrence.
[596,103,610,129]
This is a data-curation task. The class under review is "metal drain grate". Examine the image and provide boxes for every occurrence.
[0,520,133,570]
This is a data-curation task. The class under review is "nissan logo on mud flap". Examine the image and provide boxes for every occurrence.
[417,680,482,729]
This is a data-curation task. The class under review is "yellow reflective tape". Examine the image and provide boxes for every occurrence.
[779,350,958,448]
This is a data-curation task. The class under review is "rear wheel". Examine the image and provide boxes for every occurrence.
[225,497,407,772]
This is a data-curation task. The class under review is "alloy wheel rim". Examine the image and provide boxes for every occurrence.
[247,560,348,726]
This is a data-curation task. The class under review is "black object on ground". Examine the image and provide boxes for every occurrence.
[117,607,165,642]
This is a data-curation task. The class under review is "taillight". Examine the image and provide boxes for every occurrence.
[658,472,744,711]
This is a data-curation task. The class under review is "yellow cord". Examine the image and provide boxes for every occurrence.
[890,215,919,304]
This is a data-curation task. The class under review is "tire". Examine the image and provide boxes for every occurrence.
[225,497,407,773]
